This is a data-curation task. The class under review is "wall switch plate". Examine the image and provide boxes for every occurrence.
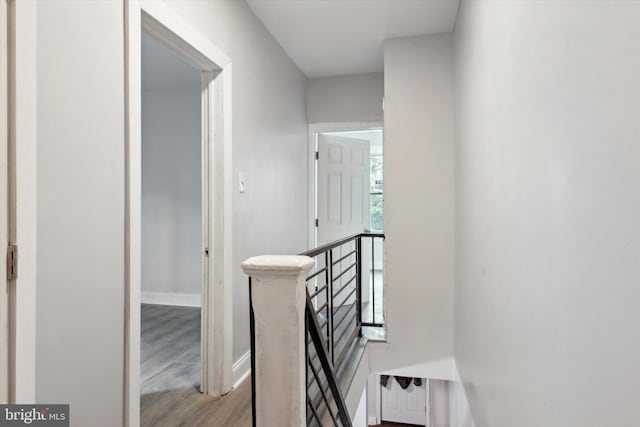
[239,172,247,193]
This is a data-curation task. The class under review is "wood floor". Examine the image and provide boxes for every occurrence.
[141,304,252,427]
[370,423,423,427]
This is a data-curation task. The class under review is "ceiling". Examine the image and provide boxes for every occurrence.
[142,33,201,90]
[246,0,460,78]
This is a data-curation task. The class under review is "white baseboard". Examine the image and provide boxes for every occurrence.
[368,416,379,425]
[141,291,201,307]
[232,351,251,389]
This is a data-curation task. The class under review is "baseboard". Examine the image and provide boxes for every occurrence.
[368,416,378,425]
[232,351,251,389]
[141,291,201,307]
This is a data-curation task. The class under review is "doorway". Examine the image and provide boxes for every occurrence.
[125,3,234,425]
[140,31,203,420]
[309,126,384,326]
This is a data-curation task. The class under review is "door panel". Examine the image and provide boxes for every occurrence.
[328,173,342,224]
[381,378,427,426]
[317,134,370,245]
[317,134,370,305]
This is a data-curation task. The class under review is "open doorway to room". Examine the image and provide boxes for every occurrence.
[140,32,204,421]
[126,4,234,426]
[310,127,385,330]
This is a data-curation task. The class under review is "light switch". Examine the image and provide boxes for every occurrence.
[239,172,247,193]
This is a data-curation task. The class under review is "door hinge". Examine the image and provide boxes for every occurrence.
[7,244,17,281]
[315,151,319,160]
[315,218,319,227]
[204,247,209,257]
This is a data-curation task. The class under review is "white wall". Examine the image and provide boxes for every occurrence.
[141,35,202,306]
[379,358,456,381]
[370,34,455,376]
[366,374,378,424]
[449,364,475,427]
[352,386,368,427]
[455,1,640,426]
[306,73,383,123]
[158,0,308,364]
[36,1,125,425]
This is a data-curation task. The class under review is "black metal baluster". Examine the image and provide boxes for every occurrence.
[328,248,335,365]
[325,252,330,343]
[305,302,310,425]
[249,278,256,427]
[371,236,376,325]
[356,237,362,336]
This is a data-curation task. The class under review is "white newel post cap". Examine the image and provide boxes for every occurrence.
[241,255,315,278]
[241,255,315,427]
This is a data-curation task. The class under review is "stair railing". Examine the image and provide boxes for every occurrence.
[243,232,384,427]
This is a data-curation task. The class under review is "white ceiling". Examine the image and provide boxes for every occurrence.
[246,0,460,78]
[142,33,201,90]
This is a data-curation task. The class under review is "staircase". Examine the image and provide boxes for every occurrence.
[243,232,384,427]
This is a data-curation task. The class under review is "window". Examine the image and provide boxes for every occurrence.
[370,155,383,231]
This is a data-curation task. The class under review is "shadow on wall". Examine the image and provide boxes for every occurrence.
[448,380,477,427]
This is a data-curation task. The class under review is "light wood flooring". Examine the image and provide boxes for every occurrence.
[370,423,423,427]
[141,304,251,427]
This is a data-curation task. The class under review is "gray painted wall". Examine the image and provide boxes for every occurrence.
[141,86,202,302]
[369,34,455,375]
[36,1,125,425]
[455,1,640,426]
[141,35,202,303]
[306,73,384,123]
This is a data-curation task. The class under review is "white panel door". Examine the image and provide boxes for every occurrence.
[317,133,370,245]
[381,378,427,426]
[317,134,370,305]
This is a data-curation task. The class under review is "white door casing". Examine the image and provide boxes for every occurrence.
[381,377,428,426]
[0,0,9,404]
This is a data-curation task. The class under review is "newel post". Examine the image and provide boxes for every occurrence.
[241,255,315,427]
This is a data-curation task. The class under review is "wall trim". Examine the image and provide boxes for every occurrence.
[231,351,251,390]
[141,291,201,308]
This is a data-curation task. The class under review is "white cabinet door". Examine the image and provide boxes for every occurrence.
[381,378,427,426]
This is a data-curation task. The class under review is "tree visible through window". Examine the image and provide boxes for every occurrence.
[370,156,383,231]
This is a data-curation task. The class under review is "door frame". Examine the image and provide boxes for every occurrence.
[307,122,383,250]
[0,0,9,404]
[6,0,37,403]
[125,1,234,426]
